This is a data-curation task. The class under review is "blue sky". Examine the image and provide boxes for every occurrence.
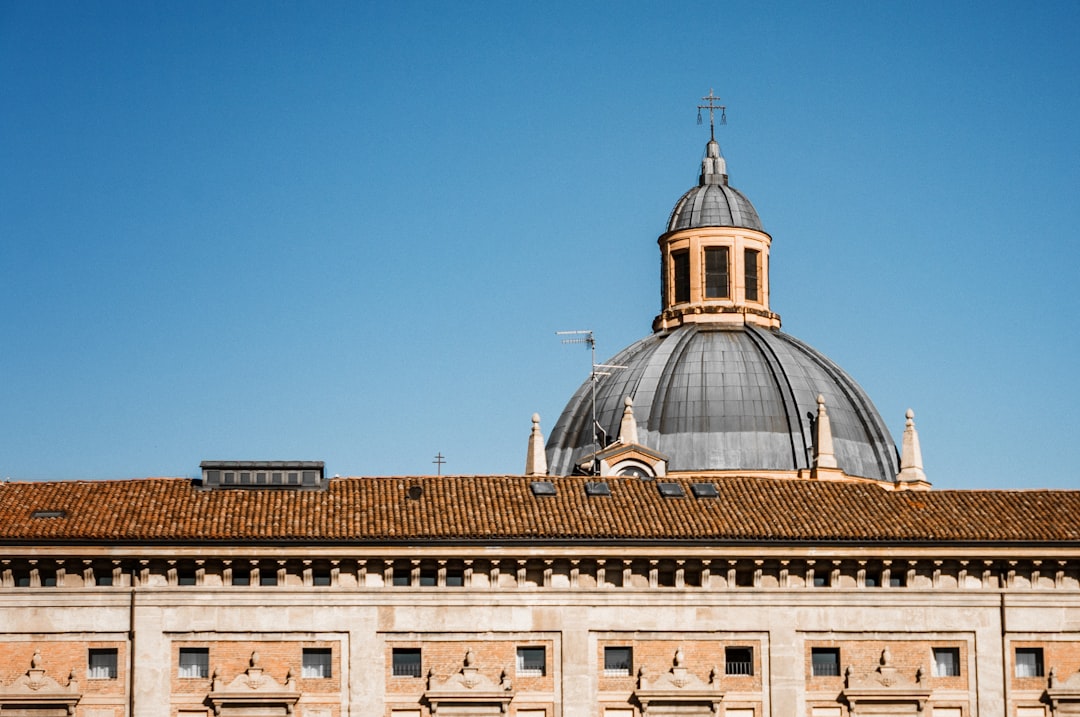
[2,2,1078,489]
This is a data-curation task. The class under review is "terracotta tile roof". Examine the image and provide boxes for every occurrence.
[0,475,1078,545]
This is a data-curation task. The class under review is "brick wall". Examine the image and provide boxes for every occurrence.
[0,639,127,699]
[384,638,555,717]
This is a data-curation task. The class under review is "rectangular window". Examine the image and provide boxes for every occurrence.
[302,648,332,678]
[445,569,465,587]
[889,570,906,587]
[604,646,632,676]
[725,646,753,676]
[232,567,251,586]
[95,571,114,586]
[178,568,196,586]
[811,647,841,677]
[260,568,278,586]
[1016,648,1044,677]
[660,256,668,307]
[312,569,331,586]
[672,250,690,304]
[419,569,437,587]
[704,246,730,299]
[517,646,546,676]
[392,648,422,677]
[933,647,961,677]
[88,648,118,679]
[178,648,209,679]
[744,248,760,302]
[392,566,410,586]
[864,571,881,587]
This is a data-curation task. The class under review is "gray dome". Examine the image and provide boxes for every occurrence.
[667,183,763,232]
[546,323,899,481]
[665,138,763,232]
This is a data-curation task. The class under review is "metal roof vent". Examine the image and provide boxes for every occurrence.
[691,482,719,498]
[31,509,66,519]
[657,482,686,498]
[585,481,611,497]
[530,480,557,497]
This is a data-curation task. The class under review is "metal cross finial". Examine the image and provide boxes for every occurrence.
[696,88,727,140]
[432,452,446,475]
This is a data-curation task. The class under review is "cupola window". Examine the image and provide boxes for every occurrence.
[704,246,730,299]
[744,248,760,302]
[672,250,690,304]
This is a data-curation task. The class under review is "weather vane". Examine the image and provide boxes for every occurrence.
[697,88,727,140]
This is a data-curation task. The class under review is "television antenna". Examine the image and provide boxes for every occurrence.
[557,330,627,474]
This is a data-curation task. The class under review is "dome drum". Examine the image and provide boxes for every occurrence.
[655,225,779,331]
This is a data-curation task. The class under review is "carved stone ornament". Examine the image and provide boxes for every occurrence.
[1047,666,1080,715]
[633,649,724,717]
[424,648,514,717]
[841,648,932,716]
[0,649,82,716]
[207,651,300,716]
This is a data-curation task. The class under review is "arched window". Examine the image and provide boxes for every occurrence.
[612,460,655,479]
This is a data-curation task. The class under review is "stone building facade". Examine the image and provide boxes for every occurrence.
[1,473,1078,717]
[2,114,1078,717]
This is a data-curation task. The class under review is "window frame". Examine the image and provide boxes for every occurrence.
[302,647,333,679]
[744,248,760,303]
[672,250,690,304]
[604,646,633,676]
[1015,647,1044,678]
[392,647,423,678]
[932,647,961,677]
[259,565,278,586]
[703,246,730,299]
[516,646,546,677]
[178,647,210,679]
[811,647,841,677]
[88,648,119,680]
[725,646,754,676]
[232,566,251,586]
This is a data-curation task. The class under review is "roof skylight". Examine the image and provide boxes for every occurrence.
[657,482,686,498]
[530,480,556,497]
[691,482,719,498]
